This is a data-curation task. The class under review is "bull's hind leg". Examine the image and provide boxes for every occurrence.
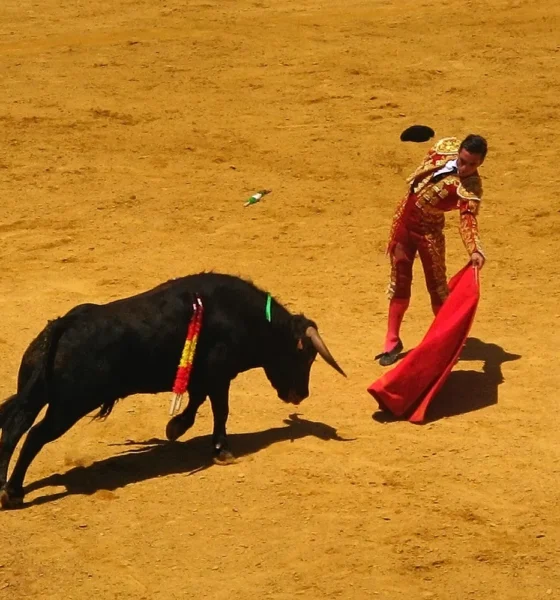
[166,389,207,442]
[0,403,87,509]
[0,395,44,489]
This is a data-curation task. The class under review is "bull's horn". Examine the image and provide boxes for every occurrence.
[306,327,347,377]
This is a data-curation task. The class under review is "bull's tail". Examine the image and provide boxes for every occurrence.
[0,316,67,433]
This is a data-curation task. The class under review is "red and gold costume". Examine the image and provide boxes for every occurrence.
[386,137,484,307]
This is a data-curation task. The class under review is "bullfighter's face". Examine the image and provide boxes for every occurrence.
[457,148,484,178]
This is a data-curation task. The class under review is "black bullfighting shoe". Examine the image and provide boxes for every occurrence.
[375,339,404,367]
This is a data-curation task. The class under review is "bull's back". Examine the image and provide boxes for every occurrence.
[20,283,191,400]
[16,273,260,398]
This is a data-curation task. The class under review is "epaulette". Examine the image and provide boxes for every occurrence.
[432,137,461,155]
[458,174,483,202]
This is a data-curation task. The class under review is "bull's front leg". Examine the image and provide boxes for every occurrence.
[166,389,207,442]
[208,379,235,465]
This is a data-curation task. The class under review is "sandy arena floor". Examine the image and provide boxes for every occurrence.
[1,0,559,598]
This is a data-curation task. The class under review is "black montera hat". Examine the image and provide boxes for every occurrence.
[400,125,435,143]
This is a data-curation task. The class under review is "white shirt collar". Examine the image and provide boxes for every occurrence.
[432,158,457,178]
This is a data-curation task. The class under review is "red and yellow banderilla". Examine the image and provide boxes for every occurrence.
[169,295,204,416]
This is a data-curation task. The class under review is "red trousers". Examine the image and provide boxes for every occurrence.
[387,196,449,307]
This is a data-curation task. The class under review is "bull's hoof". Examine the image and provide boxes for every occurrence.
[166,416,186,442]
[213,450,236,465]
[0,488,23,510]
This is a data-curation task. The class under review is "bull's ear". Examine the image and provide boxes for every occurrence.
[297,339,304,351]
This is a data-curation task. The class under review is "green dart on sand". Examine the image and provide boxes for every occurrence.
[244,189,271,207]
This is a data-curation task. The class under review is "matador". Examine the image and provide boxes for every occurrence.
[376,134,488,366]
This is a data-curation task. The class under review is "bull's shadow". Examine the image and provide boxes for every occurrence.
[373,337,521,423]
[23,414,351,508]
[424,337,520,421]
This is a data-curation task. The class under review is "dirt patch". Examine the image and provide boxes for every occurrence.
[1,0,558,598]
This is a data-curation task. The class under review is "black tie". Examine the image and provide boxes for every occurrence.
[431,166,457,184]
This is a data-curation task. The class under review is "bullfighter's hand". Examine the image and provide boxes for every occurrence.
[471,252,485,269]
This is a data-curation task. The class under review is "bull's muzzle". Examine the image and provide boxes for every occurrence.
[286,390,304,405]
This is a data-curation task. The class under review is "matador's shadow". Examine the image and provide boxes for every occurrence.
[424,337,521,422]
[22,414,352,508]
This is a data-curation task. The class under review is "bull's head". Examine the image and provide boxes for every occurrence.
[264,315,346,404]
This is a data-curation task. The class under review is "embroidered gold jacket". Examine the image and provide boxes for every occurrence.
[392,137,485,256]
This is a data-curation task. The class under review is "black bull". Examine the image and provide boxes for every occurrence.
[0,272,345,508]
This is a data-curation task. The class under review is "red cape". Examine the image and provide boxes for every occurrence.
[368,263,480,423]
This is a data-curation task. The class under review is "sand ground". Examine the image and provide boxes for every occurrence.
[1,0,559,598]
